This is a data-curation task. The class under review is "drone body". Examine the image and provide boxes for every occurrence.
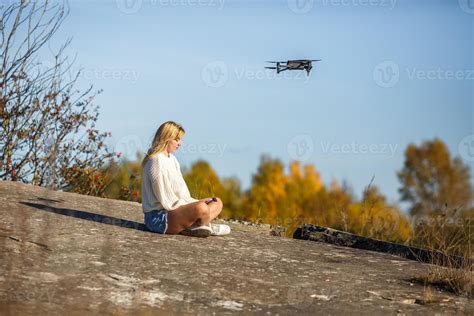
[265,59,321,76]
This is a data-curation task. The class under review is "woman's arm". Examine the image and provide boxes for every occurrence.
[172,155,200,203]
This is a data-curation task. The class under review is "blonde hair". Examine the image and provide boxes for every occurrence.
[142,121,185,167]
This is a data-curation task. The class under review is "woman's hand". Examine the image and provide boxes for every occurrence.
[199,197,217,204]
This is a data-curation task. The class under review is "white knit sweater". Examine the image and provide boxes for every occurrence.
[141,151,199,212]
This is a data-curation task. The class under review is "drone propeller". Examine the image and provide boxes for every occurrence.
[265,67,277,69]
[310,59,322,62]
[266,61,280,63]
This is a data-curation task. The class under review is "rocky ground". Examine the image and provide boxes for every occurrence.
[0,180,472,315]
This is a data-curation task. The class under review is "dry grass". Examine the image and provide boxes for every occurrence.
[409,210,473,298]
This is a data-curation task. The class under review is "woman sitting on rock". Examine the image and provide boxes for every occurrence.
[141,120,231,237]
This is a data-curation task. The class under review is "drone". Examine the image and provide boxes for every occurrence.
[265,59,321,76]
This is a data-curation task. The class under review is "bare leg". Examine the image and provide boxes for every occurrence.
[166,201,210,234]
[198,197,223,222]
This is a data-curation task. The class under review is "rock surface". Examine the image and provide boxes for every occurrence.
[0,180,472,315]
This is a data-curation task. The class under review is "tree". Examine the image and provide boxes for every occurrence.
[184,160,224,198]
[101,153,142,201]
[347,185,412,243]
[183,159,242,219]
[282,161,323,227]
[0,1,112,191]
[241,155,412,242]
[397,138,472,217]
[242,155,287,222]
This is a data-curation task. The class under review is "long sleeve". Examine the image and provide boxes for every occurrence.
[173,156,199,204]
[149,159,191,211]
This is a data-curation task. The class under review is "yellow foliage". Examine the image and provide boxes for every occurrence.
[242,155,413,243]
[183,160,241,219]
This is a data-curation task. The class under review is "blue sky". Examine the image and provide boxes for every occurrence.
[39,0,472,211]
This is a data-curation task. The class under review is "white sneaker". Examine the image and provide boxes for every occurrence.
[179,225,212,238]
[209,223,231,236]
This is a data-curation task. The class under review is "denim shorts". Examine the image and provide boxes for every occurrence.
[144,209,168,234]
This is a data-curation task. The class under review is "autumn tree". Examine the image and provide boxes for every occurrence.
[219,176,243,219]
[101,153,142,202]
[0,1,112,191]
[397,138,472,217]
[242,155,413,243]
[280,161,323,228]
[241,155,287,222]
[184,160,224,198]
[346,185,412,243]
[183,159,242,219]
